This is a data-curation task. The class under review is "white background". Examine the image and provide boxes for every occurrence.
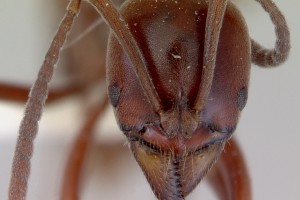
[0,0,299,199]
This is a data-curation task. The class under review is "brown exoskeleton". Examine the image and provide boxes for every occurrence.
[2,0,289,199]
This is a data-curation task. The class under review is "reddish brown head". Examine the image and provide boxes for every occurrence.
[107,0,250,199]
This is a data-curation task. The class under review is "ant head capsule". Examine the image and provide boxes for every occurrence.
[107,0,250,198]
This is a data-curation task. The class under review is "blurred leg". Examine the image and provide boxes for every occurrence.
[60,96,108,200]
[208,138,251,200]
[0,83,84,103]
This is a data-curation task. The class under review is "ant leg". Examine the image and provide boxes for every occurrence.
[207,138,251,200]
[60,96,108,200]
[251,0,290,67]
[8,1,82,200]
[1,3,108,105]
[0,82,84,103]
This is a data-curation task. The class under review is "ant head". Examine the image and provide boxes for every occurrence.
[107,0,250,198]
